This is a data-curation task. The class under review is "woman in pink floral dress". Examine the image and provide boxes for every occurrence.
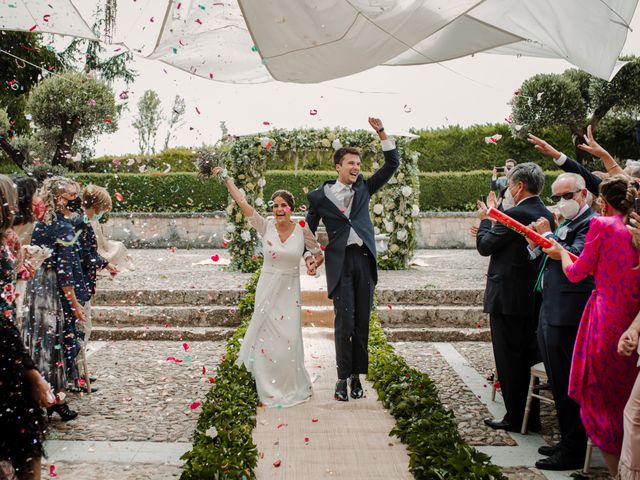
[544,175,640,475]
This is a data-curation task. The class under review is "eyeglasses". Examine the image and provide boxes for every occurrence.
[550,190,579,203]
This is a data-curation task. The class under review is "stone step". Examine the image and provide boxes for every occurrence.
[378,288,483,306]
[93,289,245,306]
[92,288,484,307]
[91,326,235,341]
[91,304,487,329]
[384,327,491,342]
[91,305,241,327]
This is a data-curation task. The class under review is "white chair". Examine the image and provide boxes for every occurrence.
[521,362,554,434]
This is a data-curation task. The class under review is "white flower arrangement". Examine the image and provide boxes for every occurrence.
[373,204,384,215]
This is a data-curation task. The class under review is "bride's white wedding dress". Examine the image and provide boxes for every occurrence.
[236,212,321,407]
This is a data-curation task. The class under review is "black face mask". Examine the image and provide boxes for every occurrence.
[67,197,82,212]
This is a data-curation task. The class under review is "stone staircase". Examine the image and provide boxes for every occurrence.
[91,286,490,342]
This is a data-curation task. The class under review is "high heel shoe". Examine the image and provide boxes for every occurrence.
[47,403,78,421]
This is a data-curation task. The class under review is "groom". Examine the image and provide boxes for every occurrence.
[305,117,399,401]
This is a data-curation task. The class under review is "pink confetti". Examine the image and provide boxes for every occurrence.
[202,366,206,375]
[166,356,183,363]
[211,254,219,262]
[183,342,189,351]
[195,107,201,114]
[312,418,319,422]
[298,220,306,228]
[49,465,57,477]
[177,2,181,8]
[112,158,121,165]
[309,109,318,115]
[387,304,392,310]
[263,121,270,125]
[222,241,228,248]
[114,192,124,202]
[195,18,203,24]
[209,72,214,80]
[304,437,310,443]
[150,17,155,22]
[29,25,37,32]
[208,377,215,383]
[277,423,287,429]
[273,459,282,468]
[190,401,201,410]
[43,14,50,22]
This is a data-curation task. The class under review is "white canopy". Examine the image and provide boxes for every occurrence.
[0,0,637,83]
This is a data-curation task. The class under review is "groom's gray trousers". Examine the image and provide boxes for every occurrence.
[331,243,376,380]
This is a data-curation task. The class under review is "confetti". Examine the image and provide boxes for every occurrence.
[309,109,318,115]
[403,104,412,113]
[166,356,183,363]
[114,192,124,202]
[209,72,214,80]
[43,14,50,22]
[387,303,392,310]
[190,401,201,410]
[312,418,319,422]
[183,342,189,351]
[273,460,282,468]
[195,18,203,24]
[195,107,201,114]
[298,220,306,227]
[112,158,121,165]
[29,24,37,32]
[119,91,129,100]
[262,121,271,125]
[222,241,228,248]
[208,377,215,383]
[304,437,310,444]
[211,254,219,262]
[49,465,57,477]
[202,366,206,375]
[103,118,113,123]
[277,423,287,428]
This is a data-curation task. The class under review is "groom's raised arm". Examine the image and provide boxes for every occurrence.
[365,117,400,195]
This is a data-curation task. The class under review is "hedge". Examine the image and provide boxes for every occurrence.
[68,170,563,213]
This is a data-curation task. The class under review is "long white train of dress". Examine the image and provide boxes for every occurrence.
[236,213,321,408]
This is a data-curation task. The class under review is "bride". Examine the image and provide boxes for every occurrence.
[213,166,324,407]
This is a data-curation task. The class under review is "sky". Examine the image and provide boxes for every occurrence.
[92,10,640,157]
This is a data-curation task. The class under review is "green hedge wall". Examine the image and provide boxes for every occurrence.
[69,170,563,213]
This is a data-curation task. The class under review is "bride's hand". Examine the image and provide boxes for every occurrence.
[212,166,224,176]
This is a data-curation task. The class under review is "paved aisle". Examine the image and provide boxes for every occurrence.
[253,327,412,479]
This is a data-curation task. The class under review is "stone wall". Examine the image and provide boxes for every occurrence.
[103,212,479,249]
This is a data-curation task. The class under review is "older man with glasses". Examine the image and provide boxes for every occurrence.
[527,172,597,470]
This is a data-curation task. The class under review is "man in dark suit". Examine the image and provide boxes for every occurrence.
[528,173,596,470]
[476,162,555,432]
[306,117,399,401]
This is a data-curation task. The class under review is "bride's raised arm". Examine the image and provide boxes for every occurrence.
[213,166,267,236]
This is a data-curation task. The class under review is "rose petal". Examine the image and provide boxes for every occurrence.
[190,401,201,410]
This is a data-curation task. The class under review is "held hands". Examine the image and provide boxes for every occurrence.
[72,302,86,323]
[19,261,35,281]
[305,256,318,276]
[527,134,562,160]
[618,326,640,357]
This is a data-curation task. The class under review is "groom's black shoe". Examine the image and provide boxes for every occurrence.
[349,375,364,399]
[335,379,348,402]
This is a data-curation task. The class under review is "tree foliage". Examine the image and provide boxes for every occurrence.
[0,31,61,135]
[132,90,162,156]
[26,71,117,168]
[511,58,640,164]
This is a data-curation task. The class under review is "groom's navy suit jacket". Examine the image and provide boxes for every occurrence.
[306,148,400,298]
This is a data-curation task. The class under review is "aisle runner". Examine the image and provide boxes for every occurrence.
[252,327,412,479]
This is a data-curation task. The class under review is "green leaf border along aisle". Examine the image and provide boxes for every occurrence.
[182,273,505,479]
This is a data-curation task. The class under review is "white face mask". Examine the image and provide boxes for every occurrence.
[501,188,515,210]
[557,198,581,220]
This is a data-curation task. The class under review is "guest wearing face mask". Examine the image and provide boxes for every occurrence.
[23,177,89,420]
[476,163,555,433]
[544,175,640,476]
[526,173,596,470]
